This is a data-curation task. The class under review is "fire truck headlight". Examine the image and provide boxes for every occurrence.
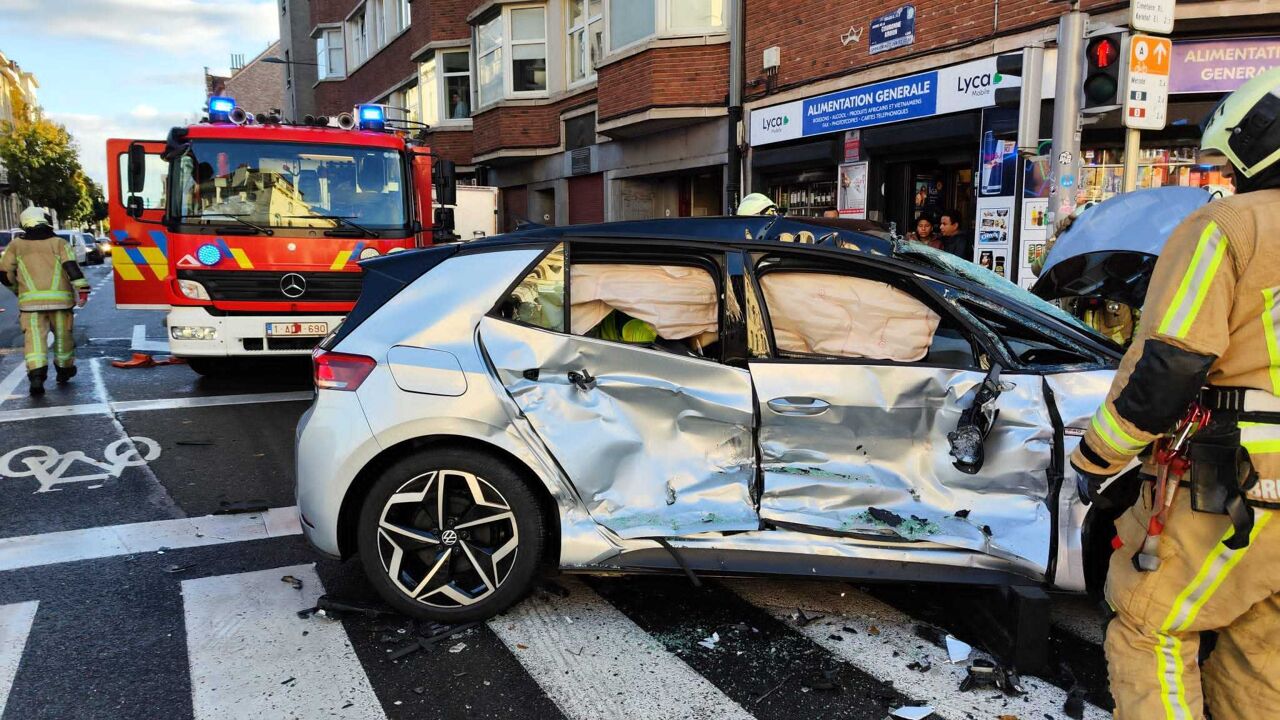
[196,244,222,266]
[171,326,218,341]
[177,279,211,301]
[358,247,380,260]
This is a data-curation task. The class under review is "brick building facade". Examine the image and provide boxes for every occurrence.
[210,42,287,117]
[292,0,1280,239]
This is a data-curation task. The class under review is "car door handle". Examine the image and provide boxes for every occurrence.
[766,397,830,416]
[114,238,141,247]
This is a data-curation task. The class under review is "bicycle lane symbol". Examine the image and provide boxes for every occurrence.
[0,437,162,493]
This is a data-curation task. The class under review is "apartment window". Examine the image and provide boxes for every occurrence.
[420,50,472,124]
[347,7,369,68]
[567,0,603,85]
[316,28,346,79]
[403,83,420,123]
[476,5,547,108]
[607,0,725,52]
[284,49,293,88]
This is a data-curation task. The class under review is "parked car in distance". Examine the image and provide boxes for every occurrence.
[97,235,112,257]
[80,232,104,265]
[54,229,88,265]
[296,215,1127,622]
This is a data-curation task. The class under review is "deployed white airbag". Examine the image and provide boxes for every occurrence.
[760,272,940,361]
[571,264,718,340]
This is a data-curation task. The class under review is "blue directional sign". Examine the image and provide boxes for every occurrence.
[870,5,916,55]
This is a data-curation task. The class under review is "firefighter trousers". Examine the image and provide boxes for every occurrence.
[20,310,75,371]
[1104,483,1278,720]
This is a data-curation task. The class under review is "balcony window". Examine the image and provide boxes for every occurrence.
[346,8,368,68]
[316,28,346,79]
[475,5,547,108]
[567,0,603,85]
[607,0,725,53]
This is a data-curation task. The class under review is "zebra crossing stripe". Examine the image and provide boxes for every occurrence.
[183,564,385,720]
[0,601,38,718]
[726,580,1111,720]
[486,576,755,720]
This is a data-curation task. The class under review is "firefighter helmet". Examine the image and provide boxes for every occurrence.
[18,206,52,230]
[1201,67,1280,179]
[736,193,779,216]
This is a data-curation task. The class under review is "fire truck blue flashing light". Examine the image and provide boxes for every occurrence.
[357,104,385,131]
[196,244,223,266]
[208,96,237,122]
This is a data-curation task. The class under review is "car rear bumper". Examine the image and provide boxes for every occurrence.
[295,388,382,557]
[167,306,340,357]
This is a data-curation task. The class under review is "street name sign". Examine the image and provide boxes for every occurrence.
[1130,0,1174,35]
[1124,34,1172,130]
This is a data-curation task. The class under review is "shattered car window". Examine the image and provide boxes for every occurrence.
[503,244,565,331]
[759,271,942,362]
[899,243,1109,343]
[571,263,720,356]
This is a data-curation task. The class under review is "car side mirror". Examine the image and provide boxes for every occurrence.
[127,143,147,195]
[947,363,1005,474]
[432,159,457,207]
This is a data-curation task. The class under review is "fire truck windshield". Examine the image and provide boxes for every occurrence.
[176,140,407,232]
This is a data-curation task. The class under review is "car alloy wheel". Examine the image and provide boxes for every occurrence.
[376,469,520,608]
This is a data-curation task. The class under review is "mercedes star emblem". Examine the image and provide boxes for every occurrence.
[280,273,306,298]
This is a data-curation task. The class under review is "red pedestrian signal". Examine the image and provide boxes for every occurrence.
[1082,32,1127,113]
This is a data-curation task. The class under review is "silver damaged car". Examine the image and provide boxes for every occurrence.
[295,216,1126,621]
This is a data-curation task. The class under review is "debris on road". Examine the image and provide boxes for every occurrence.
[958,658,1024,695]
[315,595,397,619]
[280,677,296,686]
[889,705,935,719]
[161,564,196,574]
[792,608,824,627]
[111,353,185,369]
[213,500,270,515]
[906,658,931,672]
[697,632,720,650]
[800,669,840,692]
[448,642,466,654]
[387,621,483,660]
[176,440,214,446]
[281,575,303,590]
[945,635,972,663]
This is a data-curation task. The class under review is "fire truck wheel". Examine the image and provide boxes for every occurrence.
[187,358,233,377]
[357,448,546,622]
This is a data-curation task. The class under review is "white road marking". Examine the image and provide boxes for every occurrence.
[0,436,160,492]
[0,390,313,424]
[132,324,170,354]
[0,601,38,718]
[183,564,384,720]
[727,580,1111,720]
[0,362,28,405]
[487,576,754,720]
[0,506,301,572]
[1051,594,1108,646]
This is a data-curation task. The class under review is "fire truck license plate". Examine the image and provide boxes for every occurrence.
[266,322,328,337]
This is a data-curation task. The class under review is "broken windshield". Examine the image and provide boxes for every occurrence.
[176,140,407,231]
[898,241,1111,344]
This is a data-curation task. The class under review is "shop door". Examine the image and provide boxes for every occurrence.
[567,174,603,225]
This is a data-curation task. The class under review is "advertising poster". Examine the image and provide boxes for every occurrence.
[973,195,1015,280]
[1019,197,1050,289]
[844,130,862,162]
[838,161,869,218]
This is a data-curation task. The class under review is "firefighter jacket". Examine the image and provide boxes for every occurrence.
[0,233,88,311]
[1071,188,1280,507]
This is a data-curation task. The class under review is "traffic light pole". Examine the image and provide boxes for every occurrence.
[1049,7,1087,235]
[1122,127,1141,191]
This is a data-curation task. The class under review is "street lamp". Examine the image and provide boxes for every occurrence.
[261,56,319,66]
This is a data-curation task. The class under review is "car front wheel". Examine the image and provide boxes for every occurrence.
[357,449,546,622]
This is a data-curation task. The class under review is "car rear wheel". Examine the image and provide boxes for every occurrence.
[357,449,546,622]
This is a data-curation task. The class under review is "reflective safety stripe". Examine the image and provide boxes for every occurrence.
[138,247,169,280]
[329,250,353,271]
[228,248,253,269]
[1091,404,1147,455]
[1263,288,1280,395]
[1159,222,1227,339]
[1238,421,1280,454]
[1153,510,1273,719]
[113,253,145,281]
[18,290,74,304]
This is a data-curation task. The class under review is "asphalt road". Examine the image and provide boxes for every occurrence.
[0,261,1115,720]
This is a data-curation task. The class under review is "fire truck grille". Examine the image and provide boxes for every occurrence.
[179,270,364,303]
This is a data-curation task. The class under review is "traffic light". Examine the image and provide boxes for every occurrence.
[994,47,1044,153]
[1082,31,1126,113]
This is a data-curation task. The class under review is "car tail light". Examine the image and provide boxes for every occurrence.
[312,349,376,391]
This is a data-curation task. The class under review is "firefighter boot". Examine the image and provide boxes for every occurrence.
[55,365,76,385]
[28,366,47,396]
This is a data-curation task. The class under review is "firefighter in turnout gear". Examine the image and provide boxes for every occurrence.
[0,207,89,395]
[1071,68,1280,720]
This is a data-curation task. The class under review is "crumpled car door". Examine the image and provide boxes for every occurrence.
[479,317,759,539]
[751,362,1055,576]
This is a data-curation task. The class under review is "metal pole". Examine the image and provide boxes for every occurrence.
[725,0,745,214]
[1122,127,1141,191]
[1049,7,1087,236]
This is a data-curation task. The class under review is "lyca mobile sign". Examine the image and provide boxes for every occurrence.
[750,56,1019,147]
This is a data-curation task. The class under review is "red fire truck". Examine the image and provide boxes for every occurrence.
[106,97,455,375]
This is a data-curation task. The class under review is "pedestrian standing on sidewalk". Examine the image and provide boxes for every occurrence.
[0,207,90,395]
[1072,68,1280,719]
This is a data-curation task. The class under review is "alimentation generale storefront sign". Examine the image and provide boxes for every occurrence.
[750,55,1020,147]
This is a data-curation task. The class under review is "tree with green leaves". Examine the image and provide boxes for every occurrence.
[0,114,90,224]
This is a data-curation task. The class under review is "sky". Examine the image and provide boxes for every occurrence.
[0,0,280,186]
